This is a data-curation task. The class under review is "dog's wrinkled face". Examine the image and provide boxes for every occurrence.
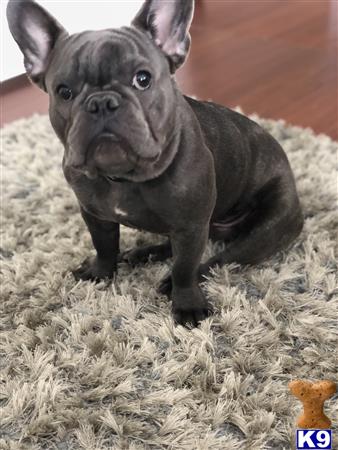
[7,0,194,182]
[47,28,176,182]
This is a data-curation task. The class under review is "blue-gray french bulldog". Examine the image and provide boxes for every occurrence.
[7,0,303,326]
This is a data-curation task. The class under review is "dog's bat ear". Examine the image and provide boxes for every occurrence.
[132,0,194,72]
[6,0,67,90]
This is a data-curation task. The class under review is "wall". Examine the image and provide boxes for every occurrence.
[1,0,143,81]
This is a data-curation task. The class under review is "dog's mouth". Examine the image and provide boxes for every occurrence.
[98,132,119,141]
[85,132,136,177]
[67,129,161,182]
[91,130,161,179]
[104,170,134,183]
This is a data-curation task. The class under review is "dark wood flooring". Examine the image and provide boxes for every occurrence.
[2,0,337,139]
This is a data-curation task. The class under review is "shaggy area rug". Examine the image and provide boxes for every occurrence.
[1,112,337,450]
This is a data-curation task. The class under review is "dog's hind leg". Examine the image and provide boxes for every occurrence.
[201,178,303,275]
[120,240,172,266]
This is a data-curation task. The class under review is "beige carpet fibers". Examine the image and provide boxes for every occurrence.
[1,112,337,450]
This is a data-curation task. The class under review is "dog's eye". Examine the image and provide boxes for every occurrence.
[57,85,73,101]
[132,71,152,90]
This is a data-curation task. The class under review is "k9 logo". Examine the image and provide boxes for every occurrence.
[296,430,332,449]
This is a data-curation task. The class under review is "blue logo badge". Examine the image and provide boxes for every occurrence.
[296,429,332,449]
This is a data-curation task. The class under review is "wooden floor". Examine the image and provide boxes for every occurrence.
[2,0,337,139]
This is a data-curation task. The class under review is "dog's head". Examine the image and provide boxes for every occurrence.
[7,0,194,182]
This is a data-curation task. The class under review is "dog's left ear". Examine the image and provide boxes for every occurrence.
[132,0,194,72]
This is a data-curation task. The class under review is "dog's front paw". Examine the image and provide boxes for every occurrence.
[72,256,116,282]
[172,286,212,327]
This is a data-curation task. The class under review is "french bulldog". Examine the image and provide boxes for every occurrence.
[7,0,303,326]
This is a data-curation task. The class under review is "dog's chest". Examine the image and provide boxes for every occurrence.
[66,172,169,233]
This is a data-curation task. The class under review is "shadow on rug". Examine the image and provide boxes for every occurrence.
[1,113,337,450]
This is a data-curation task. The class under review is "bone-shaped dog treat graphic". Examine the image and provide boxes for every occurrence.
[289,380,336,429]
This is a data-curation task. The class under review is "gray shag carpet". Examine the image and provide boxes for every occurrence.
[1,112,337,450]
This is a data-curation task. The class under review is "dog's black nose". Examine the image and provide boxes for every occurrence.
[86,92,121,114]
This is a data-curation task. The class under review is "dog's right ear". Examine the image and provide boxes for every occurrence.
[6,0,67,90]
